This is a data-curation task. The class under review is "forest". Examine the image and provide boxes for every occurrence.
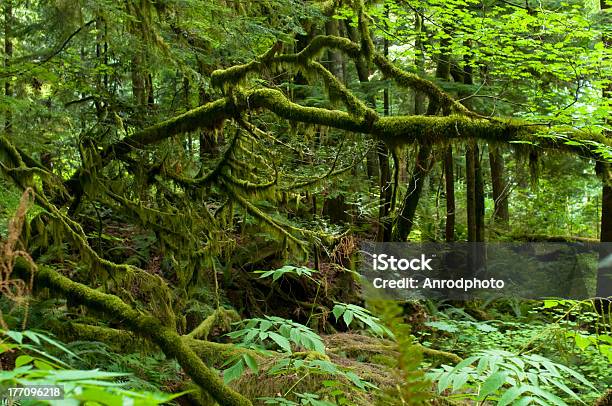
[1,0,611,405]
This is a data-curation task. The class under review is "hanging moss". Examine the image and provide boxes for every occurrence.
[101,99,229,161]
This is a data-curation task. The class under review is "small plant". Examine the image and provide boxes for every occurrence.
[227,315,326,354]
[254,265,317,282]
[261,357,376,404]
[429,349,598,405]
[268,358,376,392]
[259,392,335,405]
[332,303,394,338]
[223,316,326,383]
[221,352,261,384]
[0,329,188,405]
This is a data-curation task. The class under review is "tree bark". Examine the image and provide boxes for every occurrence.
[489,146,509,225]
[474,144,485,241]
[345,20,379,181]
[394,144,432,241]
[597,0,612,302]
[377,13,393,241]
[414,12,426,115]
[444,145,455,241]
[325,19,344,84]
[197,58,219,160]
[466,143,477,242]
[390,23,449,241]
[4,0,13,134]
[14,260,251,406]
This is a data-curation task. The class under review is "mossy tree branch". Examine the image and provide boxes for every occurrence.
[13,259,252,406]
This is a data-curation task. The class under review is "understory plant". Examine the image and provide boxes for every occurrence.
[0,329,188,405]
[429,349,598,405]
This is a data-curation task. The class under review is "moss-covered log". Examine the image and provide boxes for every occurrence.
[48,320,259,369]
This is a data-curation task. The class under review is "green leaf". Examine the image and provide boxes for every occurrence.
[332,305,344,321]
[573,333,592,350]
[15,355,34,368]
[22,331,41,345]
[243,353,259,374]
[269,332,292,352]
[478,371,507,400]
[6,331,23,344]
[452,371,470,392]
[224,359,245,384]
[425,321,459,333]
[33,359,55,370]
[437,371,453,393]
[498,386,525,406]
[342,310,354,327]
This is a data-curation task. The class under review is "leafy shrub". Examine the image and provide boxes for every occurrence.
[254,265,317,282]
[0,329,187,405]
[429,349,598,405]
[332,303,394,338]
[227,315,326,354]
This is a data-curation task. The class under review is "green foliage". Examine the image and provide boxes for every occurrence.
[2,0,611,404]
[227,316,326,354]
[254,265,317,282]
[332,303,394,338]
[369,300,432,405]
[259,392,335,406]
[268,358,376,392]
[222,352,260,384]
[419,300,611,403]
[429,349,597,405]
[540,299,612,364]
[0,329,188,405]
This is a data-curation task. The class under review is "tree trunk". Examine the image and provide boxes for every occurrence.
[389,24,451,241]
[394,144,432,241]
[463,45,485,243]
[475,144,485,242]
[414,12,426,115]
[444,145,455,242]
[597,0,612,302]
[597,167,612,299]
[489,146,509,225]
[377,16,392,242]
[197,59,219,160]
[466,144,477,242]
[377,141,393,242]
[345,20,379,181]
[4,0,13,134]
[325,19,344,83]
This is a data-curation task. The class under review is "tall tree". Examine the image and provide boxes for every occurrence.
[597,0,612,301]
[3,0,12,134]
[489,146,509,225]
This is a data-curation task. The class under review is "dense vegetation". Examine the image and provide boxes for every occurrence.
[1,0,611,405]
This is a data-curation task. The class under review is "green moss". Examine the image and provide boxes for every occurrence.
[101,99,229,161]
[187,307,240,340]
[182,337,262,367]
[14,260,252,406]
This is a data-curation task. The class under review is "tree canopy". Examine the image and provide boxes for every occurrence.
[1,0,611,405]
